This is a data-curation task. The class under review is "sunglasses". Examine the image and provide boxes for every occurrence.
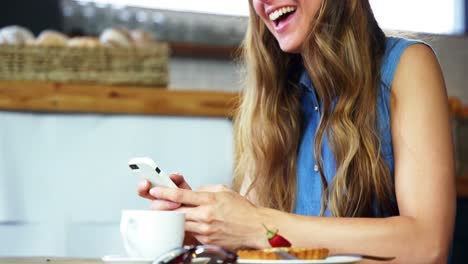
[154,245,238,264]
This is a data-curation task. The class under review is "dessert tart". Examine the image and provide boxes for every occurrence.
[237,247,329,260]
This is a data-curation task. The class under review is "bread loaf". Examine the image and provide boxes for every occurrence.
[0,25,35,45]
[36,30,68,46]
[130,29,156,47]
[67,37,101,48]
[100,28,133,48]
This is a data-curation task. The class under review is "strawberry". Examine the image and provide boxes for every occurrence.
[263,224,292,248]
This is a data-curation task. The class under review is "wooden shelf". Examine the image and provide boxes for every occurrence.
[457,177,468,198]
[169,42,240,60]
[0,80,239,118]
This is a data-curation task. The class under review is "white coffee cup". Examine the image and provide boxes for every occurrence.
[120,210,185,259]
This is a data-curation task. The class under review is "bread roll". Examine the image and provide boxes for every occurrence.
[99,28,133,48]
[67,37,101,48]
[130,29,156,47]
[36,30,68,46]
[0,25,35,45]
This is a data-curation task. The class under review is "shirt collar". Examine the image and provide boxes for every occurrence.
[298,67,314,92]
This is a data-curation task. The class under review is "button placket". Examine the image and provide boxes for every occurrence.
[314,164,319,172]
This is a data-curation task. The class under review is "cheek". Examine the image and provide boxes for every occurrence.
[252,1,266,19]
[251,0,260,13]
[251,1,275,35]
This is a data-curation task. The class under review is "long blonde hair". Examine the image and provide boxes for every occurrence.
[233,0,398,217]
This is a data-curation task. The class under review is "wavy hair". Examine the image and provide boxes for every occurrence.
[233,0,398,217]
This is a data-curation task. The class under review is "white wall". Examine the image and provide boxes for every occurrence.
[427,35,468,103]
[169,58,241,92]
[0,113,233,257]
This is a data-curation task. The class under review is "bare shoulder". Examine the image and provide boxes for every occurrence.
[400,42,437,59]
[398,42,440,68]
[390,42,450,137]
[391,43,446,100]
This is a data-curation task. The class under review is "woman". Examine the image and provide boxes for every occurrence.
[138,0,456,262]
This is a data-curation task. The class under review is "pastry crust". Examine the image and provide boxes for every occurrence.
[237,248,329,260]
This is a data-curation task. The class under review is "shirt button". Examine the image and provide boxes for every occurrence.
[314,106,319,112]
[314,164,319,172]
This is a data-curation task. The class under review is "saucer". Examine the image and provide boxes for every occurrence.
[102,255,210,264]
[102,255,152,264]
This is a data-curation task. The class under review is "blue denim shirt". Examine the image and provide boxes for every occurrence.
[294,37,423,216]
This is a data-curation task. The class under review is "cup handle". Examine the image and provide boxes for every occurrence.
[122,218,140,257]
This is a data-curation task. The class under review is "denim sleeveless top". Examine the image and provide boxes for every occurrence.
[294,37,422,216]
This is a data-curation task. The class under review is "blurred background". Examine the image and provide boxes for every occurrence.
[0,0,467,263]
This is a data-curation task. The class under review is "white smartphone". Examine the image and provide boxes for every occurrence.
[128,157,177,188]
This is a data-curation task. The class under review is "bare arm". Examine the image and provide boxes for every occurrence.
[255,44,456,263]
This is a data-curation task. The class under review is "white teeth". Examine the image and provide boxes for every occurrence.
[268,6,296,22]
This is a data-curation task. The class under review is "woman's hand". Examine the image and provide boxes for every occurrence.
[137,173,201,245]
[150,185,268,250]
[137,173,192,210]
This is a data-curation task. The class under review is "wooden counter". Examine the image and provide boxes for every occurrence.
[0,80,239,118]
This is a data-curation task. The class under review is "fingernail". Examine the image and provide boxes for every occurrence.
[139,181,148,188]
[167,201,181,209]
[149,188,158,197]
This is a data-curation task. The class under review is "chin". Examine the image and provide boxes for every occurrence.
[276,35,304,54]
[278,42,301,54]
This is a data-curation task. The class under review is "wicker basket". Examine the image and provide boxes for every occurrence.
[0,43,169,87]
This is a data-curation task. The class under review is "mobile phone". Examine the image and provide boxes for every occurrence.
[128,157,177,188]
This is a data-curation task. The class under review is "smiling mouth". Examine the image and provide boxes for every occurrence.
[269,6,297,27]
